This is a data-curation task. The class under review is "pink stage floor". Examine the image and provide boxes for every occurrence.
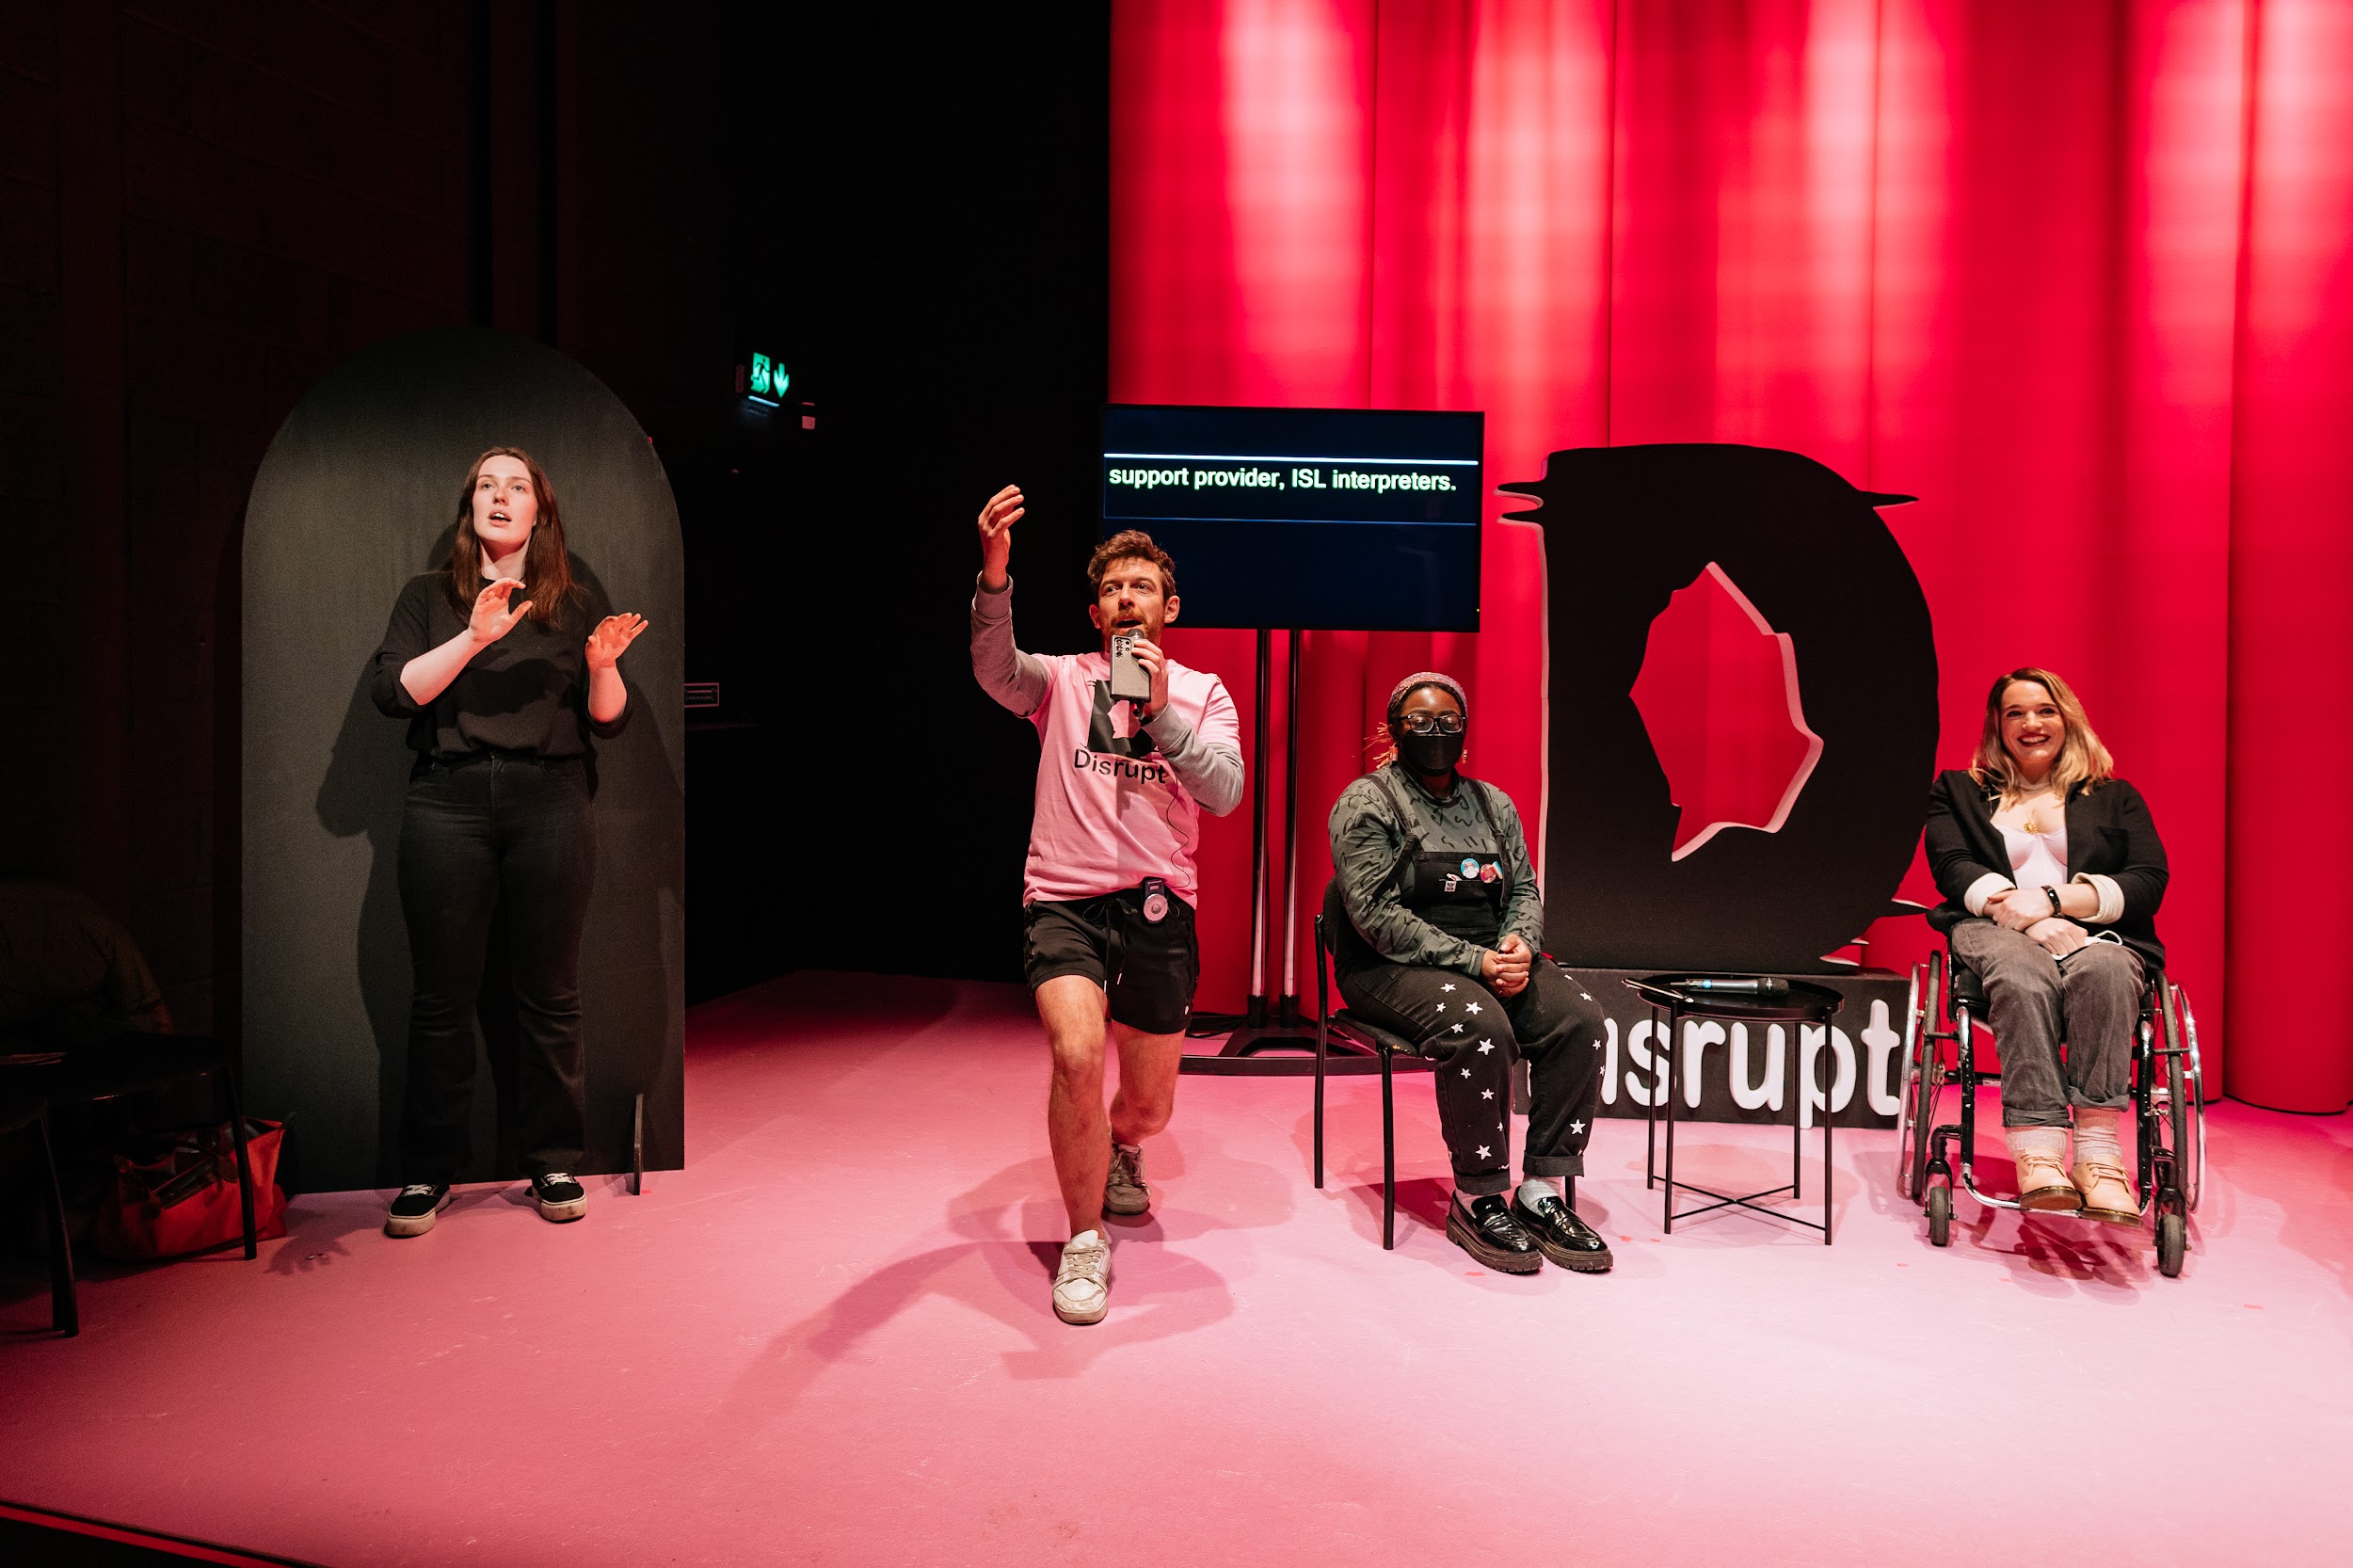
[4,971,2350,1566]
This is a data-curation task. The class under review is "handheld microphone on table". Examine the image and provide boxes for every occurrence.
[1109,632,1153,706]
[1675,977,1790,996]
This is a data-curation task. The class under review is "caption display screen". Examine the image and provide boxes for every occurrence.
[1100,405,1483,631]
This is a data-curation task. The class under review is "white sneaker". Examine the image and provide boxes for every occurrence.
[1052,1230,1111,1325]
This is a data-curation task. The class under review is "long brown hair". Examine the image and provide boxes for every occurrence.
[444,446,575,626]
[1969,665,2115,801]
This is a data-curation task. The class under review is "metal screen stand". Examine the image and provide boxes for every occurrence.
[1184,628,1330,1076]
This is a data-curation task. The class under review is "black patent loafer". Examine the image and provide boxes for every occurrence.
[1511,1191,1614,1273]
[1445,1192,1543,1274]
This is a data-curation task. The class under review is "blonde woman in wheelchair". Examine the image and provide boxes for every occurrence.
[1924,667,2169,1224]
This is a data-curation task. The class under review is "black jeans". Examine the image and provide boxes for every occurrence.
[396,754,596,1183]
[1336,957,1606,1195]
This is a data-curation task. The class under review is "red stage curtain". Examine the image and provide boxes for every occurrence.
[1111,0,2353,1110]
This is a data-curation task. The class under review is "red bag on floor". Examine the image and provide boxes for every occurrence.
[92,1118,288,1260]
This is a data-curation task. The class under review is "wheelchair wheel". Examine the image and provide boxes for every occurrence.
[1896,964,1933,1201]
[2173,985,2206,1213]
[2156,1210,2186,1278]
[1927,1182,1952,1247]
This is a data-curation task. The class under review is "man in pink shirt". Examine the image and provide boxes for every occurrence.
[971,485,1242,1324]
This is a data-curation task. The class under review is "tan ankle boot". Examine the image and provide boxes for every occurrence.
[2008,1128,2080,1211]
[2071,1159,2138,1224]
[2015,1151,2083,1211]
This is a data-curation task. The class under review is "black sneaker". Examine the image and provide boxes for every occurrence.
[1512,1190,1614,1273]
[385,1183,450,1239]
[530,1172,587,1224]
[1444,1192,1543,1274]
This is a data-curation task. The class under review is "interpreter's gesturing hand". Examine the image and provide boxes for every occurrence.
[977,484,1023,588]
[468,577,533,647]
[1127,635,1171,722]
[1485,934,1534,998]
[585,613,648,671]
[1984,888,2044,933]
[2029,917,2088,958]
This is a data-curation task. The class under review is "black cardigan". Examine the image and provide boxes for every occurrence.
[1923,769,2169,969]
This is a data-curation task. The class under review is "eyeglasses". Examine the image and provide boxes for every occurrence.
[1398,712,1465,734]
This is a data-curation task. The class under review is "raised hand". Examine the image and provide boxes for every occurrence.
[585,612,648,671]
[468,577,534,646]
[977,484,1024,588]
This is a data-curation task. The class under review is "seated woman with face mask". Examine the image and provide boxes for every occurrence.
[1324,672,1611,1275]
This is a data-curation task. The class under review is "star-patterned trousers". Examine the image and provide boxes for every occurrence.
[1336,958,1605,1196]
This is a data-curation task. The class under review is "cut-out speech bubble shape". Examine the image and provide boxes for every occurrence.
[1631,561,1823,862]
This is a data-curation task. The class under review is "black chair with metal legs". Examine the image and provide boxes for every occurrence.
[0,1089,78,1336]
[0,1034,259,1263]
[1315,932,1607,1242]
[1310,915,1438,1249]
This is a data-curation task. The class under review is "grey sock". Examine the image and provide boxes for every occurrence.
[1517,1176,1561,1209]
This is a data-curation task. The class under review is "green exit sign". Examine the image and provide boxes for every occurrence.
[745,352,788,405]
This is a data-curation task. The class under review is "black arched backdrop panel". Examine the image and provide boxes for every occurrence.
[1501,444,1937,973]
[243,328,683,1192]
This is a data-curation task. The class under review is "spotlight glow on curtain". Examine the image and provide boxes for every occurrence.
[1112,0,2353,1110]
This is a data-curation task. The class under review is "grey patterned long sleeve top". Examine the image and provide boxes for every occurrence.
[1327,763,1545,976]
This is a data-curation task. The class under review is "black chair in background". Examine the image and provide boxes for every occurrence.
[0,1036,260,1270]
[0,885,260,1275]
[0,1088,76,1336]
[1310,913,1433,1248]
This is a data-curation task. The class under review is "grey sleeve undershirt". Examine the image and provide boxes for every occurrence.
[969,573,1050,716]
[1143,699,1243,817]
[971,572,1241,816]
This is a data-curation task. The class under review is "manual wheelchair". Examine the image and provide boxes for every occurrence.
[1894,942,2205,1276]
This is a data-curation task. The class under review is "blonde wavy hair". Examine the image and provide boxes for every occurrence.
[1968,666,2114,801]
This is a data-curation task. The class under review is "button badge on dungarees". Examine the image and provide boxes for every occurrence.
[1141,876,1170,924]
[1460,857,1480,878]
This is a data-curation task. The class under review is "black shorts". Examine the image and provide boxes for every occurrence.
[1022,888,1200,1035]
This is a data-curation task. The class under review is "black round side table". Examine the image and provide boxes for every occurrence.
[1625,975,1847,1243]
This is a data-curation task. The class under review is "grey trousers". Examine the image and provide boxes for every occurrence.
[1949,919,2145,1128]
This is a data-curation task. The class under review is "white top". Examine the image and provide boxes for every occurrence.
[2001,821,2071,903]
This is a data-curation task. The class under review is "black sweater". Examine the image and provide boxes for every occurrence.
[369,573,629,762]
[1923,769,2169,968]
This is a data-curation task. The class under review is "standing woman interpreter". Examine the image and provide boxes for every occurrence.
[1326,673,1612,1275]
[368,446,648,1239]
[1925,666,2168,1223]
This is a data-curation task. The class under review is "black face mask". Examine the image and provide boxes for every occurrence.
[1396,728,1466,776]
